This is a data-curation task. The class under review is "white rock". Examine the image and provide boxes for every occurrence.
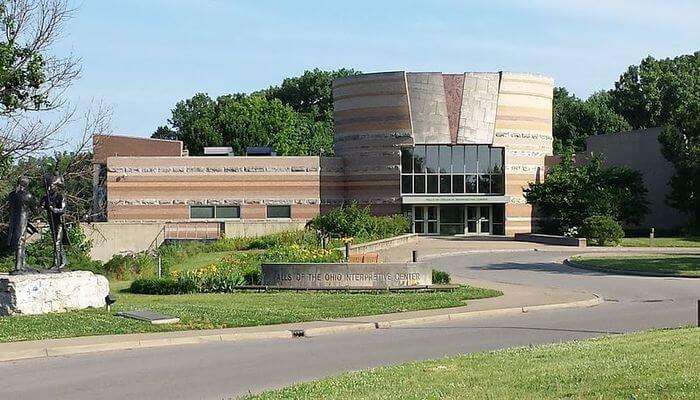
[0,271,110,316]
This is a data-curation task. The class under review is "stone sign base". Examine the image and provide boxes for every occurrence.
[262,262,432,289]
[0,271,110,316]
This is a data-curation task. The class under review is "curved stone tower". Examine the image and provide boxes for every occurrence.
[332,71,553,235]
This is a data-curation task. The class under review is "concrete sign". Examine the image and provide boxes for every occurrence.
[262,262,432,289]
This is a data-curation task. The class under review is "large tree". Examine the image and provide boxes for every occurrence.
[155,68,360,156]
[609,52,699,225]
[0,0,81,159]
[552,88,630,153]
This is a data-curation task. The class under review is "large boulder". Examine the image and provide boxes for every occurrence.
[0,271,110,316]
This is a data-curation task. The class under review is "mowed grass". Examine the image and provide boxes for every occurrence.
[0,284,500,343]
[170,251,234,272]
[246,327,700,400]
[572,254,700,277]
[620,236,700,248]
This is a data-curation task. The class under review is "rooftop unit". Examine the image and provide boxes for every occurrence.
[203,147,234,156]
[245,146,276,156]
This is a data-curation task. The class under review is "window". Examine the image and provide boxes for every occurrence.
[400,145,504,195]
[267,205,291,219]
[215,206,240,219]
[190,205,240,219]
[190,206,214,219]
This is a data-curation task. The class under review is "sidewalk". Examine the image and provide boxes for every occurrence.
[0,278,599,363]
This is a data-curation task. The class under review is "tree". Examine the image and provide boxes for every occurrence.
[525,153,648,235]
[609,52,699,225]
[151,125,177,140]
[552,88,630,153]
[155,69,361,156]
[0,0,81,159]
[260,68,360,122]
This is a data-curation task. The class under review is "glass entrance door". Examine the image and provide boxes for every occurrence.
[413,206,439,235]
[466,205,491,235]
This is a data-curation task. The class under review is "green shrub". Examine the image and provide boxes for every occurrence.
[309,202,410,242]
[432,269,451,284]
[129,277,197,295]
[581,215,625,246]
[102,253,160,280]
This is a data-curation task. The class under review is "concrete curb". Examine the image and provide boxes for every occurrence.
[564,259,699,278]
[0,295,602,362]
[420,247,700,260]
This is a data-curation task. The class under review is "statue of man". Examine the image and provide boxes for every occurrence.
[43,171,70,271]
[7,177,38,274]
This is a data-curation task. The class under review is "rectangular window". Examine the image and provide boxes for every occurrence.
[401,175,413,193]
[478,175,491,194]
[426,146,439,173]
[439,175,451,193]
[413,145,426,173]
[466,174,477,193]
[401,147,413,173]
[215,206,240,219]
[414,175,426,194]
[491,174,504,195]
[190,206,215,219]
[490,147,504,174]
[427,175,439,193]
[452,175,464,194]
[267,205,291,219]
[477,145,490,173]
[439,145,451,173]
[465,146,477,173]
[452,145,465,174]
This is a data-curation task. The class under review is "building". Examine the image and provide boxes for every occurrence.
[574,128,687,231]
[93,71,554,239]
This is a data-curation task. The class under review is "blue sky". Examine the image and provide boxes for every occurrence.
[56,0,700,140]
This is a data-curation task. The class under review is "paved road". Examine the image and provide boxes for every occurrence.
[1,251,698,400]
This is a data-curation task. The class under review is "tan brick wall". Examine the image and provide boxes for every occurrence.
[106,156,325,221]
[494,72,553,234]
[94,134,183,164]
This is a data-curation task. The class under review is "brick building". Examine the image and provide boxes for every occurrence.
[94,71,554,237]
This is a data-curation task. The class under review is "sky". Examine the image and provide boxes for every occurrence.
[54,0,700,141]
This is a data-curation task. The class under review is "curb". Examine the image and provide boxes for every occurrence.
[564,259,699,278]
[419,247,700,260]
[0,295,602,362]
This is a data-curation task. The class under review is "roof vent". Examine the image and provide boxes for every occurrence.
[246,147,276,156]
[204,147,234,156]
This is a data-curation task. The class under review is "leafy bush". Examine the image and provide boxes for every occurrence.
[263,244,343,263]
[581,215,625,246]
[432,269,451,284]
[525,153,648,235]
[101,253,158,280]
[129,277,197,295]
[309,203,410,241]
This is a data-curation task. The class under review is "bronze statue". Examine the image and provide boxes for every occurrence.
[7,177,38,274]
[43,171,70,271]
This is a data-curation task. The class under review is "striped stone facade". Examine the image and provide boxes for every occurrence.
[99,70,552,235]
[105,156,341,221]
[332,71,554,235]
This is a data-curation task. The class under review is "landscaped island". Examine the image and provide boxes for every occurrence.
[244,327,700,400]
[570,254,700,277]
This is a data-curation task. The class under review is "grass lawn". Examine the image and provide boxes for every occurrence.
[0,283,500,343]
[572,254,700,277]
[246,327,700,400]
[619,237,700,248]
[170,251,235,272]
